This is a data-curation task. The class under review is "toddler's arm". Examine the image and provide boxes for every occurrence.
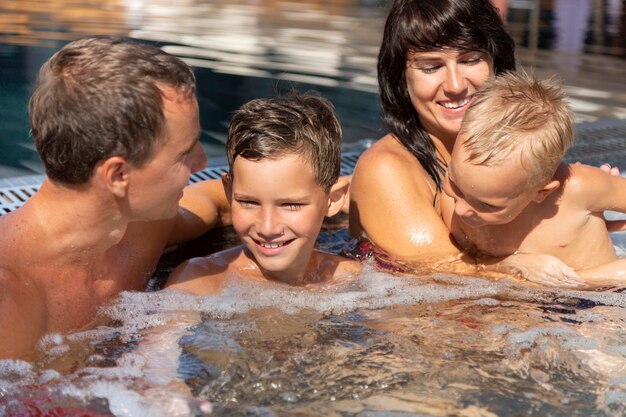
[478,252,585,288]
[577,258,626,288]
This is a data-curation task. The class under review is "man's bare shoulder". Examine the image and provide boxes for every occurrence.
[0,209,39,265]
[165,246,246,296]
[0,267,48,359]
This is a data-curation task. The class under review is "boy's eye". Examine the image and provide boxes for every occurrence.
[480,202,500,211]
[283,203,304,211]
[236,199,257,208]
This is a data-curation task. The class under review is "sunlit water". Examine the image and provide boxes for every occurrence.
[1,226,625,417]
[1,273,625,417]
[1,1,626,416]
[2,0,626,177]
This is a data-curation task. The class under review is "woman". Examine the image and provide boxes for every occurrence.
[350,0,514,263]
[350,0,621,283]
[349,0,599,285]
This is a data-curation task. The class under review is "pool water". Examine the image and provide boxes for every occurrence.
[1,1,626,416]
[1,215,625,417]
[1,260,624,417]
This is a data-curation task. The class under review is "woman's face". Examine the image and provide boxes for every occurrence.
[405,49,494,144]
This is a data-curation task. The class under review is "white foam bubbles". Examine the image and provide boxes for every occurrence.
[101,268,626,330]
[0,359,34,389]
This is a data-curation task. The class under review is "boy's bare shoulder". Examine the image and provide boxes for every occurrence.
[313,250,361,280]
[165,246,245,296]
[561,162,623,201]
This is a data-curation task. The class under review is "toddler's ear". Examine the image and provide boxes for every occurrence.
[532,180,560,203]
[221,172,233,205]
[326,176,350,217]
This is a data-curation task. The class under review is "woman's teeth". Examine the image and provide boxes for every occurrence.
[441,96,471,109]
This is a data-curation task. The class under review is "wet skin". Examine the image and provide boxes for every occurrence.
[349,48,495,262]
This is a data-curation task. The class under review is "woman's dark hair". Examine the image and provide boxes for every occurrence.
[377,0,516,191]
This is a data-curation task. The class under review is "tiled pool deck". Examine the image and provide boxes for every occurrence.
[0,149,365,215]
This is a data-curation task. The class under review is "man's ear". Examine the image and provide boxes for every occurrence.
[326,176,350,217]
[532,179,560,203]
[221,172,233,206]
[98,156,131,198]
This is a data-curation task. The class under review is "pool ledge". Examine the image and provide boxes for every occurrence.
[0,149,365,215]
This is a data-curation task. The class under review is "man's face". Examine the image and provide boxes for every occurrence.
[226,153,331,283]
[128,87,207,221]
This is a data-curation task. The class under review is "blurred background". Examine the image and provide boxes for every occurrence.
[1,0,626,178]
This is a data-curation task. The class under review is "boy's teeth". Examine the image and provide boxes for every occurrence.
[260,242,284,249]
[441,96,471,109]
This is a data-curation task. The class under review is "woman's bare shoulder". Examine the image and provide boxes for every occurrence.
[352,134,435,202]
[357,135,416,168]
[349,135,457,257]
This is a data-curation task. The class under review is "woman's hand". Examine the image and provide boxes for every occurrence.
[485,252,586,288]
[599,163,620,176]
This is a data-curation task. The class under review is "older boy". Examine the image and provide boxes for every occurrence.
[166,92,359,294]
[444,71,626,288]
[0,36,232,358]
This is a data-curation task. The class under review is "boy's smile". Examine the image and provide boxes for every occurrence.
[226,153,332,284]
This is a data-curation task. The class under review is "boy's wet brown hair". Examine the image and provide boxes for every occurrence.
[29,36,196,185]
[226,91,342,193]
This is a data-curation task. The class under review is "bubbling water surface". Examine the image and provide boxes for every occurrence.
[1,265,624,417]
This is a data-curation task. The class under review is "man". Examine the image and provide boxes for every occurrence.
[0,36,230,358]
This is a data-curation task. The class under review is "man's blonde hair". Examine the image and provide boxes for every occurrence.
[459,70,574,188]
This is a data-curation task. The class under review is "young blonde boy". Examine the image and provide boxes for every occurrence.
[444,71,626,288]
[166,92,359,294]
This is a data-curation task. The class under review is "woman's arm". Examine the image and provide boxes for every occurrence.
[349,138,464,265]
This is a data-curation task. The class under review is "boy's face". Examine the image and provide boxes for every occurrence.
[226,153,332,281]
[444,140,537,227]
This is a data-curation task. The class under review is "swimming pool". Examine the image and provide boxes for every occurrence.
[1,257,625,417]
[1,2,626,416]
[2,0,626,178]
